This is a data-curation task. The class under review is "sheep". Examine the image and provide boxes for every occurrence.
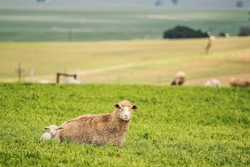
[211,79,221,87]
[54,100,138,147]
[40,79,50,84]
[205,79,220,87]
[205,80,212,87]
[171,71,186,85]
[229,77,250,88]
[40,125,63,140]
[40,132,52,140]
[65,78,81,84]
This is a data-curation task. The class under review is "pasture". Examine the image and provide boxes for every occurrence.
[1,4,249,166]
[0,83,249,166]
[1,37,250,85]
[0,5,249,42]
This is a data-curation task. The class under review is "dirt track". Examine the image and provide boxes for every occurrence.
[2,61,160,83]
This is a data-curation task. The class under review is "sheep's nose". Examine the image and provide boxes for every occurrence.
[124,114,129,118]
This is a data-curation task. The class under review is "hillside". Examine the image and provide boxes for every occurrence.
[1,37,250,86]
[0,5,249,42]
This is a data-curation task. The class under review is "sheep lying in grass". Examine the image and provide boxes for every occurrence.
[40,132,52,140]
[229,77,250,87]
[55,100,138,147]
[171,71,186,85]
[40,125,63,140]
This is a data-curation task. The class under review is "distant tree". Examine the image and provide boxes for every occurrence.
[218,32,226,37]
[238,26,250,36]
[249,11,250,21]
[171,0,178,5]
[236,1,244,8]
[163,26,208,39]
[155,0,164,6]
[237,10,250,36]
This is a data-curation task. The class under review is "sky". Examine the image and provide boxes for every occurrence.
[0,0,250,8]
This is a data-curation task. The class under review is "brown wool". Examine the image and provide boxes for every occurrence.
[54,100,138,147]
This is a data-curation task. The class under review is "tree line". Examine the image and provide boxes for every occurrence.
[163,11,250,39]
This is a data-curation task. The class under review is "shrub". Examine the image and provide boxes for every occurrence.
[163,26,208,39]
[238,26,250,36]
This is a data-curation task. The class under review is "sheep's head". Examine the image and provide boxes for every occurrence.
[113,100,138,121]
[44,125,63,136]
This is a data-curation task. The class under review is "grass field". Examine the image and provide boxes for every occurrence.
[0,5,249,42]
[1,37,250,85]
[1,4,249,166]
[0,83,249,166]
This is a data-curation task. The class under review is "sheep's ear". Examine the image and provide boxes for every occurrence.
[132,105,138,110]
[57,126,63,130]
[113,104,120,109]
[44,127,49,130]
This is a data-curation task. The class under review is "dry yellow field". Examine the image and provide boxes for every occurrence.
[0,37,250,86]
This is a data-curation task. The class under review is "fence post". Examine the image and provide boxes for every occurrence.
[56,73,60,83]
[30,68,34,83]
[15,63,24,82]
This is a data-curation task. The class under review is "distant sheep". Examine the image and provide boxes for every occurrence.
[55,100,138,147]
[205,79,220,87]
[171,71,186,85]
[40,80,50,84]
[40,125,63,140]
[229,77,250,88]
[65,78,81,84]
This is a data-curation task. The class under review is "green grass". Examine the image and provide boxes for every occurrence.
[0,83,250,166]
[0,6,249,42]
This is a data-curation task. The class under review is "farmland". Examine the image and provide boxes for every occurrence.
[1,3,250,166]
[1,4,249,86]
[0,83,249,166]
[1,37,250,85]
[0,5,249,42]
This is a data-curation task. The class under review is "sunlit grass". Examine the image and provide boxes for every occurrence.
[0,83,249,166]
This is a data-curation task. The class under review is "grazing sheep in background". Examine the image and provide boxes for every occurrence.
[55,100,138,147]
[229,77,250,87]
[205,79,220,87]
[211,79,221,87]
[40,125,63,140]
[205,80,212,87]
[65,78,81,84]
[40,80,50,84]
[171,71,186,85]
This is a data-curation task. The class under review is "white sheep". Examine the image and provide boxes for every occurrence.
[211,79,220,87]
[40,132,52,140]
[205,79,220,87]
[171,71,186,85]
[54,100,138,147]
[205,80,212,87]
[65,78,81,84]
[40,80,50,84]
[40,125,63,140]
